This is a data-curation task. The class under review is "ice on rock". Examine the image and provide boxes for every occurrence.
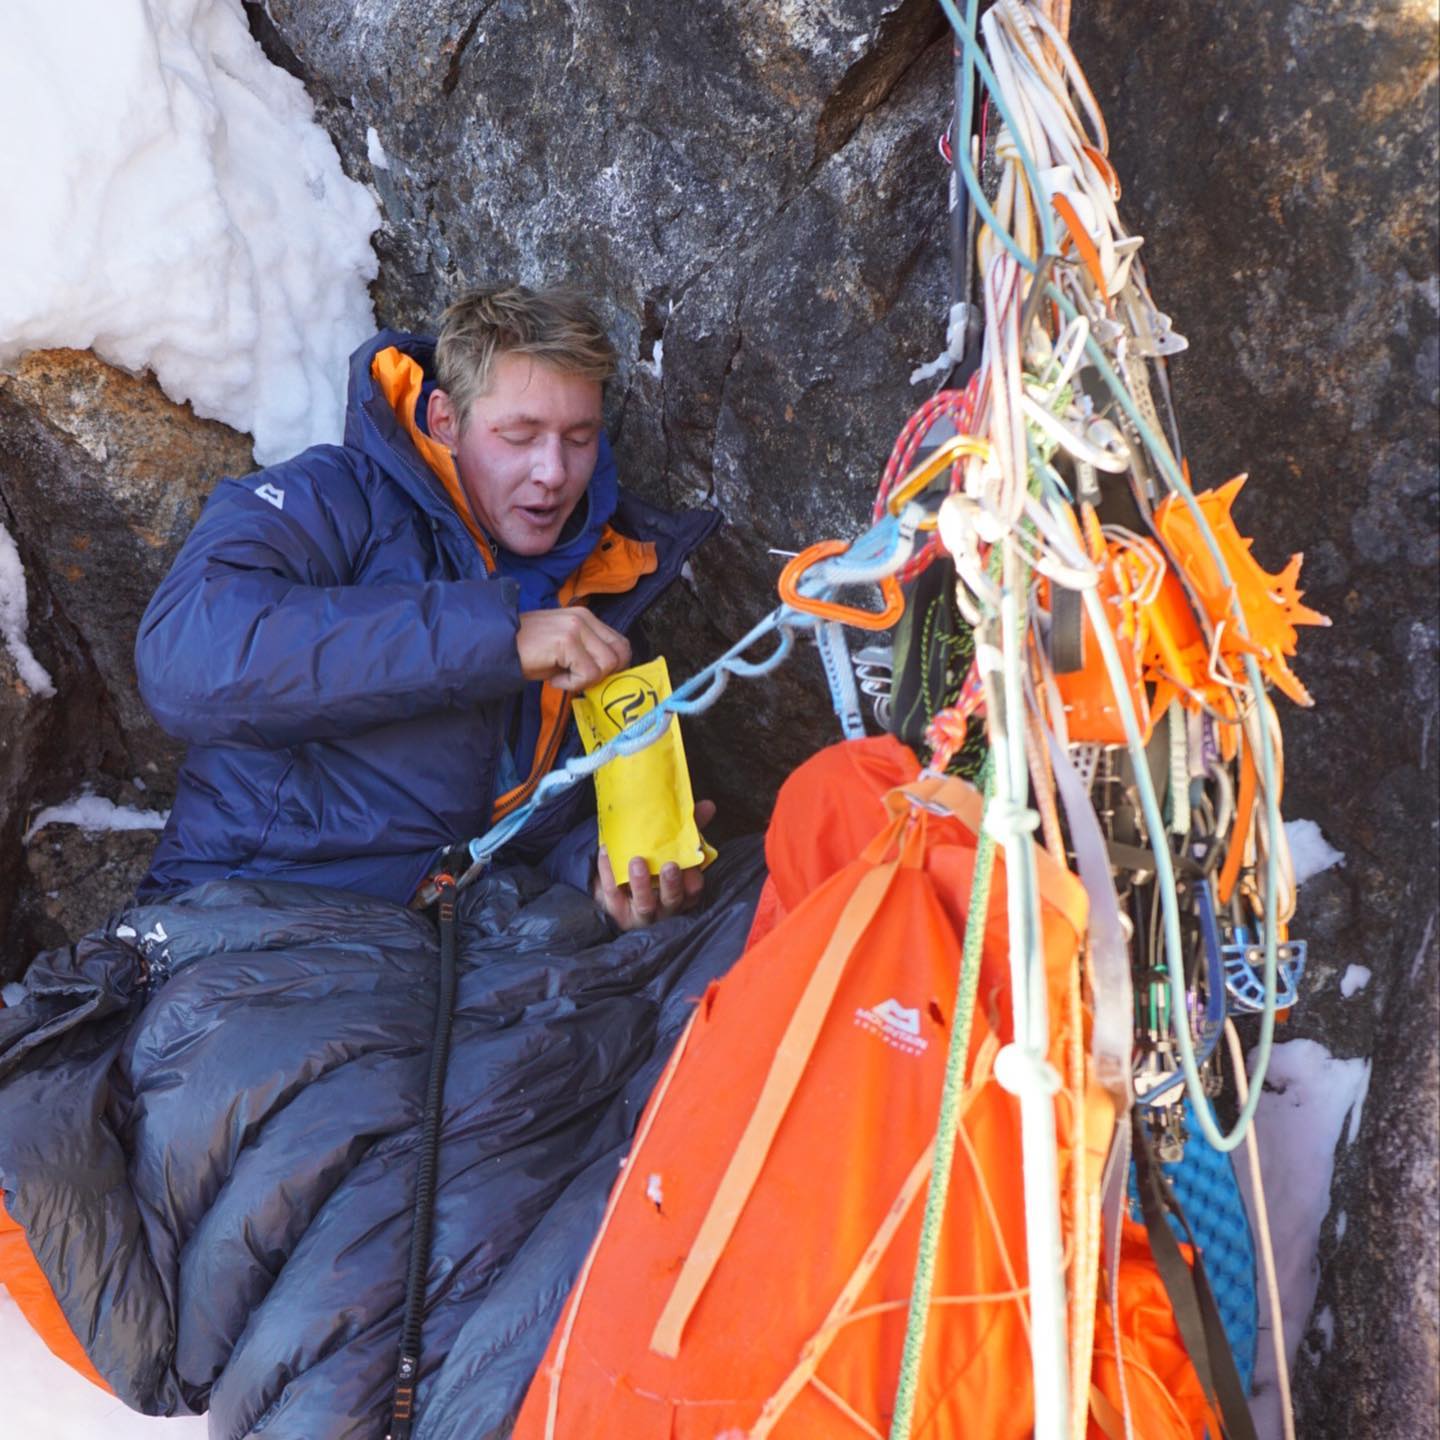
[1240,1039,1372,1440]
[24,792,170,843]
[1339,964,1372,998]
[366,125,390,170]
[0,0,380,466]
[0,522,55,697]
[1284,819,1345,887]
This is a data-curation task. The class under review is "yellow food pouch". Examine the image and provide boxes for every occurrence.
[571,657,716,876]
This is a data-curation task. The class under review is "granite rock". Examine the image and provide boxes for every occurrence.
[0,351,255,965]
[1070,3,1439,1433]
[0,350,257,782]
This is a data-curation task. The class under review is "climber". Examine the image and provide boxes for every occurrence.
[132,282,716,928]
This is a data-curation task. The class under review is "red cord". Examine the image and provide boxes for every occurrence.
[872,373,980,582]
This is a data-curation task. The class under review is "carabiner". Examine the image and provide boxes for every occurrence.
[777,540,905,631]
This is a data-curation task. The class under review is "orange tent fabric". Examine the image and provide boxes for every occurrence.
[513,737,1218,1439]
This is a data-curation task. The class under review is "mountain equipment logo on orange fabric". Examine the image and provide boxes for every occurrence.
[854,997,927,1055]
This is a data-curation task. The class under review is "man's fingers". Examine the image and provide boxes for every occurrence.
[682,866,704,909]
[694,799,717,830]
[563,613,631,690]
[658,862,685,912]
[596,847,620,906]
[517,607,632,690]
[628,858,657,922]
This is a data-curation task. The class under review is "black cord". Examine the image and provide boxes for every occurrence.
[386,876,459,1440]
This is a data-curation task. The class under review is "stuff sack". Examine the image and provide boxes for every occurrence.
[513,738,1093,1438]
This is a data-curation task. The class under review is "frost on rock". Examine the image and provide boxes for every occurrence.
[0,0,380,465]
[366,124,390,171]
[1239,1039,1372,1440]
[0,522,55,697]
[25,792,170,844]
[1339,963,1372,998]
[1284,819,1345,886]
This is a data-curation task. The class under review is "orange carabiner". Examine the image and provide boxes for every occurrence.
[777,540,905,631]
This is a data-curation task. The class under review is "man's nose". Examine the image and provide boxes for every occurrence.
[531,435,566,487]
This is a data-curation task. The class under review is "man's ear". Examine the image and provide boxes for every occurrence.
[427,388,461,451]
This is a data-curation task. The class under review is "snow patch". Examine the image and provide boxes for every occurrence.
[366,124,389,170]
[1312,1304,1335,1353]
[0,0,380,465]
[644,339,664,379]
[0,523,55,697]
[1339,964,1372,998]
[25,793,170,844]
[1239,1039,1372,1440]
[0,1288,207,1435]
[1284,819,1344,886]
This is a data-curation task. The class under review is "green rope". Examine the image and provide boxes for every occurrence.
[888,753,997,1440]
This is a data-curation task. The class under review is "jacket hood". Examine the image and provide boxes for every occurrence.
[341,329,618,568]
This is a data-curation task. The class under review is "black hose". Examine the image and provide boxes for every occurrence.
[386,875,459,1440]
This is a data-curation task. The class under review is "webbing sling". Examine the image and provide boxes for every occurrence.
[648,830,919,1358]
[1131,1113,1259,1440]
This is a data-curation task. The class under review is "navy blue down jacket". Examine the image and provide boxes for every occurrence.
[0,845,765,1436]
[135,330,717,904]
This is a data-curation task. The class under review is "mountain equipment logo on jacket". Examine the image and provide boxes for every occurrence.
[854,997,928,1055]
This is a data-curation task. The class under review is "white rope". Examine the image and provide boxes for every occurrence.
[1225,1018,1297,1440]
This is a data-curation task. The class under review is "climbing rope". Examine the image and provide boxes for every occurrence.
[887,758,998,1438]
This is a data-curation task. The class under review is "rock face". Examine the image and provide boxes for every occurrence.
[1067,4,1438,1436]
[0,351,255,964]
[0,0,1433,1429]
[255,0,958,823]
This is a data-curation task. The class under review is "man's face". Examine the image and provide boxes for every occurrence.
[437,353,603,557]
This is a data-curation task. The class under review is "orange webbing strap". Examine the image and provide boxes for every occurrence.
[0,1194,111,1392]
[884,774,1090,940]
[751,1142,935,1440]
[750,1033,1001,1439]
[1217,735,1257,907]
[1052,192,1109,295]
[1073,1078,1120,1440]
[649,826,918,1359]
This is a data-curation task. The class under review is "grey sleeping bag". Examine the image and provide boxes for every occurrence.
[0,840,764,1438]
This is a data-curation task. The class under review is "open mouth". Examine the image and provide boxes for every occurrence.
[517,504,561,526]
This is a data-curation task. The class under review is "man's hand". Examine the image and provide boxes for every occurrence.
[594,801,717,931]
[516,607,631,692]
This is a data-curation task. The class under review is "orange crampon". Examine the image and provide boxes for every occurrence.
[1148,474,1330,711]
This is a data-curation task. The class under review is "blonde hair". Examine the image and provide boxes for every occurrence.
[435,283,616,424]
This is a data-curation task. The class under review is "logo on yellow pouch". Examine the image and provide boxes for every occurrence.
[600,674,660,730]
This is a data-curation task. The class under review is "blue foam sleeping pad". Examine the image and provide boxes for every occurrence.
[1130,1099,1259,1393]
